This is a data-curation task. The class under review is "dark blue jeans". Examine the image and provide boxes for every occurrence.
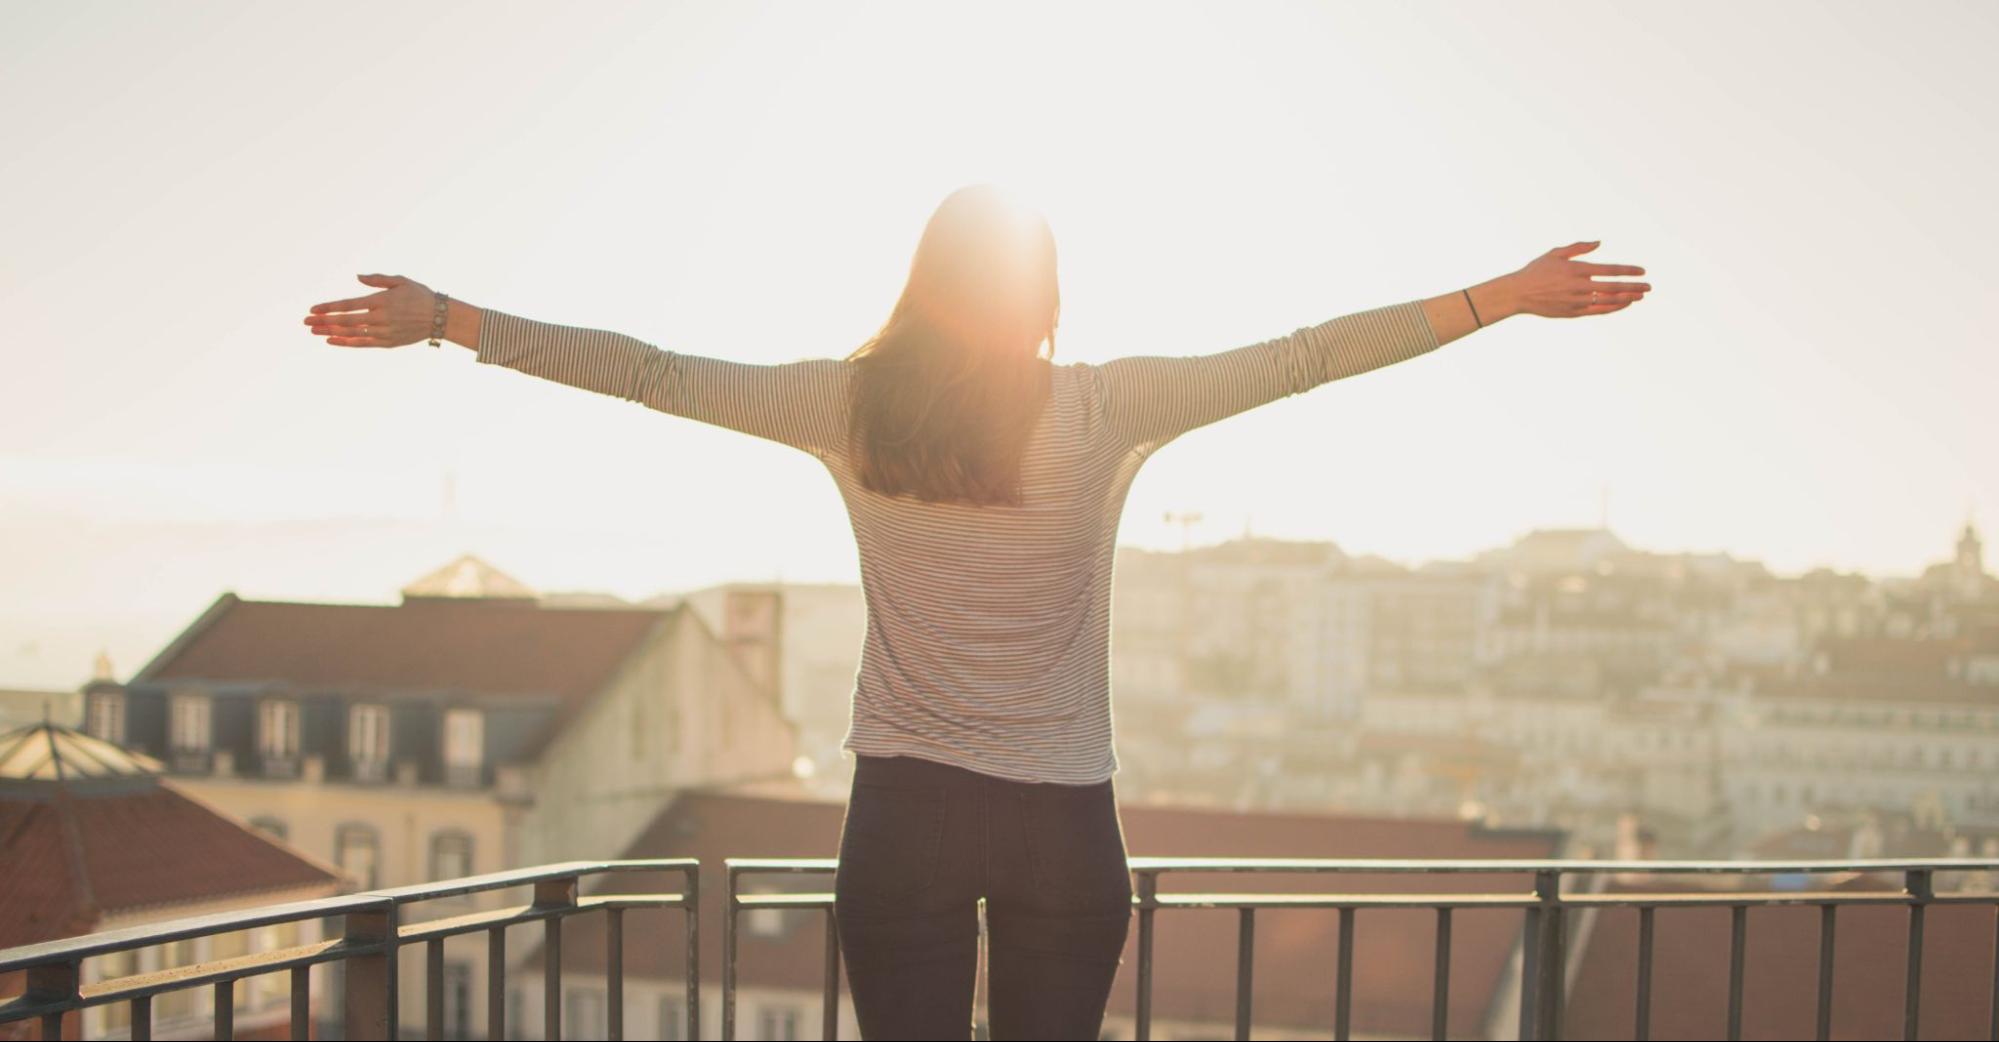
[833,753,1134,1040]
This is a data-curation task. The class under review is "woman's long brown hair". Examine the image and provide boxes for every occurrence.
[845,185,1060,506]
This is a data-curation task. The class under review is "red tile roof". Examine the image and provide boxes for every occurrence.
[1563,875,1999,1040]
[135,593,671,703]
[530,788,1563,1035]
[0,772,340,949]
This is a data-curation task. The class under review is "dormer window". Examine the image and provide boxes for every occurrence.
[86,692,125,745]
[259,699,300,771]
[169,693,211,753]
[442,708,484,787]
[349,704,391,782]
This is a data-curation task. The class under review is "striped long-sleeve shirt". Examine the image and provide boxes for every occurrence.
[473,300,1442,784]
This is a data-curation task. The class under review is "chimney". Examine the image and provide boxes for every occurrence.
[722,588,783,697]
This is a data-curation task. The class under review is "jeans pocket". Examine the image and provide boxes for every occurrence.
[1021,783,1133,910]
[835,783,948,903]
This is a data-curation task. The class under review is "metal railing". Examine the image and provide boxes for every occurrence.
[0,858,697,1042]
[7,855,1995,1040]
[725,856,1999,1042]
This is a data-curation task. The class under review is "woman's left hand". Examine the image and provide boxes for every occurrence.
[303,273,438,348]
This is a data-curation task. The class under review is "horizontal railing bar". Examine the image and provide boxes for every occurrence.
[1145,891,1942,910]
[1156,894,1536,910]
[1124,857,1999,875]
[1,860,693,978]
[0,938,384,1022]
[368,858,697,903]
[0,895,392,973]
[393,894,689,945]
[579,895,691,911]
[726,858,839,874]
[722,889,1992,914]
[734,894,837,909]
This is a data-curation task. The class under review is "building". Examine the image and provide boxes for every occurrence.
[76,555,800,1038]
[670,581,867,795]
[0,722,342,1041]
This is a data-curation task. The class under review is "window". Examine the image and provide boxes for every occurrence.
[745,900,787,939]
[334,823,381,890]
[657,995,686,1041]
[444,960,473,1038]
[259,699,300,761]
[249,816,288,842]
[349,703,390,779]
[565,987,606,1040]
[86,692,125,745]
[169,693,211,752]
[430,830,474,882]
[756,1004,801,1041]
[443,708,484,770]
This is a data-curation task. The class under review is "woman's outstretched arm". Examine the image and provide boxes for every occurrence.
[305,276,851,460]
[1090,240,1650,457]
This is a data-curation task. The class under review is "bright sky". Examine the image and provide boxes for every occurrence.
[3,1,1996,687]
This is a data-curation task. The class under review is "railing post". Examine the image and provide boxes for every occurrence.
[537,877,578,1042]
[1635,906,1655,1042]
[212,980,234,1041]
[1234,908,1255,1041]
[289,965,310,1041]
[342,907,396,1042]
[723,865,740,1042]
[488,926,508,1042]
[685,864,702,1042]
[1335,907,1354,1042]
[1135,871,1156,1042]
[26,960,77,1042]
[1905,868,1932,1041]
[608,907,625,1042]
[426,937,446,1040]
[1815,903,1836,1042]
[1727,903,1747,1041]
[1530,868,1565,1041]
[823,908,842,1041]
[1433,907,1453,1041]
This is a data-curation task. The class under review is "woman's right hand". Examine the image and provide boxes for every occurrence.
[304,273,442,348]
[1504,241,1650,319]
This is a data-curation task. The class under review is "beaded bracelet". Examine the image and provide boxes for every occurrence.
[428,291,451,347]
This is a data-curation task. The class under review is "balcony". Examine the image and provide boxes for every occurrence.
[2,857,1995,1041]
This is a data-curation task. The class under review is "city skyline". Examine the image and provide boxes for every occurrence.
[3,504,1985,693]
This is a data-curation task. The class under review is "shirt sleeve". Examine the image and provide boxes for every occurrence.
[1089,300,1440,457]
[472,307,852,460]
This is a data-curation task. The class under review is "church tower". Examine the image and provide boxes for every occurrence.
[1956,519,1987,600]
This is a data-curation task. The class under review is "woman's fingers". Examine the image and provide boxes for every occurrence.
[306,311,378,328]
[1573,262,1645,276]
[309,291,387,314]
[323,335,394,347]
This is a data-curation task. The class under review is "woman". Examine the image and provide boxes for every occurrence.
[304,185,1648,1039]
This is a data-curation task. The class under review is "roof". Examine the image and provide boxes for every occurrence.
[0,725,341,950]
[400,553,537,601]
[0,722,162,786]
[1564,873,1999,1040]
[131,591,673,704]
[530,789,1564,1035]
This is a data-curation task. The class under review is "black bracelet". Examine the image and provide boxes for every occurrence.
[1462,288,1484,328]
